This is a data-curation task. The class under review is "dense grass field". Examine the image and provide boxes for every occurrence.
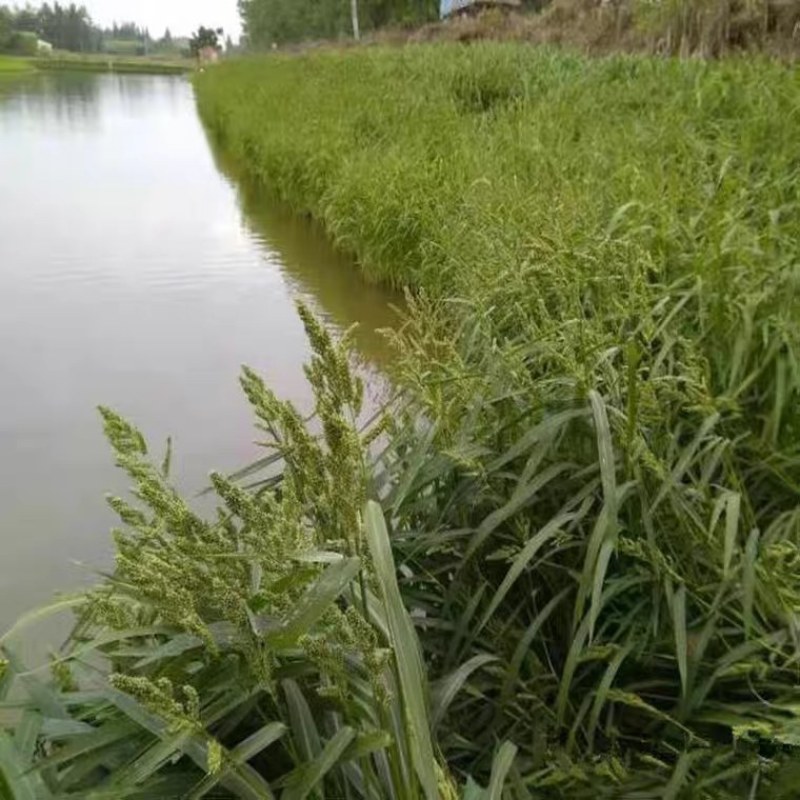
[3,44,800,798]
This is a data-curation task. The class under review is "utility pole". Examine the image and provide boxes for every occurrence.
[351,0,360,41]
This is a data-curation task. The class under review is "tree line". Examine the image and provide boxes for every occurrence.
[1,3,104,53]
[238,0,439,47]
[0,3,185,55]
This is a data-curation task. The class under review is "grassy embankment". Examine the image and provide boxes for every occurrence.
[32,52,192,74]
[3,43,800,798]
[0,51,190,75]
[0,54,34,74]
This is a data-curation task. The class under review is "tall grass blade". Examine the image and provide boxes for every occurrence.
[723,492,741,579]
[186,723,286,800]
[283,680,322,762]
[468,463,573,560]
[663,751,694,800]
[268,557,361,647]
[673,584,689,703]
[588,391,616,522]
[0,729,52,800]
[0,596,88,646]
[105,685,273,799]
[232,722,287,763]
[431,654,497,730]
[364,500,438,800]
[282,726,355,800]
[743,529,759,638]
[586,644,632,751]
[12,711,41,765]
[486,741,517,800]
[477,512,576,635]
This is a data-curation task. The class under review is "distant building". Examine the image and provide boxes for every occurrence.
[440,0,520,17]
[36,39,53,54]
[197,46,220,64]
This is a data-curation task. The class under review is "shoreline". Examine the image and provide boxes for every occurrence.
[33,55,192,74]
[0,53,192,76]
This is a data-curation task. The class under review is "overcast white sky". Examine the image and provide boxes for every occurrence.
[83,0,241,40]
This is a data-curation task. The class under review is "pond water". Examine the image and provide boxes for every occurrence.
[0,72,400,632]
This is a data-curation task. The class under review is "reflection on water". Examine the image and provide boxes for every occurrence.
[0,71,400,633]
[215,154,405,370]
[0,71,190,132]
[0,71,101,128]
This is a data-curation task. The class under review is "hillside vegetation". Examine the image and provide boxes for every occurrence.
[412,0,800,57]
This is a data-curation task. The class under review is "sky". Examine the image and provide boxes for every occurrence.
[82,0,241,40]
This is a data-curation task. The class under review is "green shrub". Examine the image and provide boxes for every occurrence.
[7,31,38,56]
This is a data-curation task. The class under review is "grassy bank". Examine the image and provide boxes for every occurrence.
[33,53,192,74]
[3,43,800,798]
[192,45,800,792]
[0,55,33,74]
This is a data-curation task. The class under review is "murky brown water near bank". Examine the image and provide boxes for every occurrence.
[0,71,400,631]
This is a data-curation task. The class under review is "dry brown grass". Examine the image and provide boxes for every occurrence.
[401,0,800,57]
[259,1,799,59]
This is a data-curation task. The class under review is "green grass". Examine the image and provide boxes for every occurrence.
[0,55,34,75]
[3,42,800,799]
[192,45,800,794]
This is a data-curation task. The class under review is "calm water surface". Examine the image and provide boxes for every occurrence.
[0,72,399,631]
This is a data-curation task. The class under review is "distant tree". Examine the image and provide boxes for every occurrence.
[238,0,437,48]
[34,3,98,51]
[1,2,181,55]
[8,29,38,53]
[13,4,39,33]
[189,25,223,55]
[0,6,13,49]
[149,27,182,55]
[109,20,145,40]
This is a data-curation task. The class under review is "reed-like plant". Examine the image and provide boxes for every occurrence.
[0,310,511,799]
[191,45,800,796]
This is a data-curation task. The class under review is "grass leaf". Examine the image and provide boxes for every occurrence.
[673,584,688,703]
[431,654,497,729]
[282,726,355,800]
[282,679,322,762]
[268,557,361,648]
[487,741,517,800]
[364,500,438,800]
